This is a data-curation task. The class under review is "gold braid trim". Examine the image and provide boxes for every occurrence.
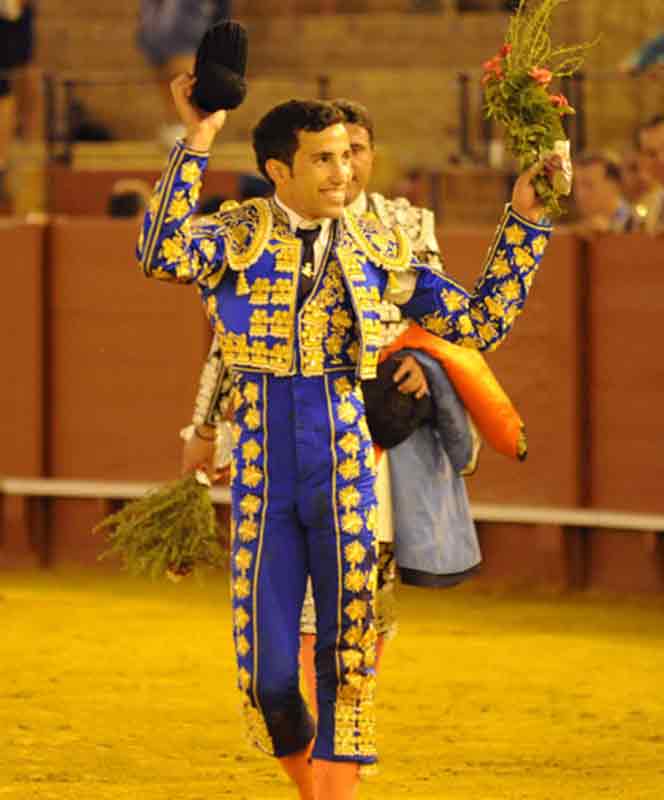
[216,198,273,272]
[344,210,412,272]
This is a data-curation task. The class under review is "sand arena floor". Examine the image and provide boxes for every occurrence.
[2,570,663,799]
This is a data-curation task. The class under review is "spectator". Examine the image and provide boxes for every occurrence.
[0,0,42,207]
[573,152,637,233]
[136,0,232,147]
[619,148,661,229]
[620,31,664,77]
[620,149,657,204]
[637,115,664,233]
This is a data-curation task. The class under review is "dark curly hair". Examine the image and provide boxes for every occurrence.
[252,99,345,184]
[331,98,375,146]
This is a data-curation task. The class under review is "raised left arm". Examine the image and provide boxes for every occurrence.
[386,204,552,352]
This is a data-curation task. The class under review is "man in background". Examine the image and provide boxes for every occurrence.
[637,115,664,234]
[573,151,636,233]
[136,0,231,147]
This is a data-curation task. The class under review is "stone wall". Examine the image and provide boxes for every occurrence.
[32,2,664,163]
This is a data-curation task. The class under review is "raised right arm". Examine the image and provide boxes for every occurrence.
[137,73,228,283]
[137,141,225,284]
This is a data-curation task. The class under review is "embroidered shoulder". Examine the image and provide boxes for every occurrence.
[370,192,436,252]
[215,197,273,271]
[345,209,412,272]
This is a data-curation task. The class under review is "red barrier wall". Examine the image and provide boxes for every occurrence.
[439,227,583,588]
[0,221,45,477]
[440,228,583,507]
[2,218,663,590]
[48,167,240,215]
[0,222,45,567]
[46,218,212,481]
[587,235,664,514]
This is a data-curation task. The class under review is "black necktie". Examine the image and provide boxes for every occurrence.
[295,226,321,303]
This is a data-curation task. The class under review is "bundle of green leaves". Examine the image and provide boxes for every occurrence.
[94,473,224,580]
[482,0,597,216]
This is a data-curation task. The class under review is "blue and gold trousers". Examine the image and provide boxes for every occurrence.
[229,369,379,764]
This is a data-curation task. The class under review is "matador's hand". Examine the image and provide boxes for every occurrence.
[511,158,562,223]
[181,426,216,477]
[171,73,227,152]
[393,355,429,400]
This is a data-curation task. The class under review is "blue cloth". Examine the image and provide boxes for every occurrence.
[395,348,475,474]
[389,356,482,586]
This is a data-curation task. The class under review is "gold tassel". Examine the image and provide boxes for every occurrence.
[236,270,250,296]
[387,271,401,295]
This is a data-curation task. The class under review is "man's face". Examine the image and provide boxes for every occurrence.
[345,123,375,204]
[272,123,351,219]
[620,151,656,202]
[574,162,618,217]
[639,123,664,185]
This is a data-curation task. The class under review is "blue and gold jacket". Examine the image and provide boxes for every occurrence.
[138,141,553,380]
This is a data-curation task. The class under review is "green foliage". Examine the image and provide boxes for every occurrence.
[483,0,598,217]
[506,0,594,77]
[94,474,224,579]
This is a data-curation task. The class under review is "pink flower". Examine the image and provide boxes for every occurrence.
[482,55,503,73]
[500,44,513,58]
[550,93,570,108]
[482,55,505,84]
[528,67,553,86]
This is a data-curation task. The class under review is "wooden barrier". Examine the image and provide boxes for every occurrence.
[441,230,583,506]
[1,218,663,591]
[0,221,46,477]
[45,218,211,481]
[1,479,662,590]
[48,166,240,215]
[438,229,584,588]
[587,235,664,514]
[0,221,46,568]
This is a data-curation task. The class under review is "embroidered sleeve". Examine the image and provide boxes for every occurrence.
[394,205,552,352]
[137,140,225,285]
[192,333,234,426]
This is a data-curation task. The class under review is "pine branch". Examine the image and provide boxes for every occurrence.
[94,473,225,580]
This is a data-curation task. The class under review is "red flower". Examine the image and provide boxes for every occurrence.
[528,66,553,86]
[482,55,503,73]
[482,55,505,84]
[500,44,513,58]
[550,93,570,108]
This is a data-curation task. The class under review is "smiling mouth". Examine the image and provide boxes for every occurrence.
[321,189,345,202]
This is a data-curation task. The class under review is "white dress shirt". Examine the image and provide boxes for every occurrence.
[274,195,333,276]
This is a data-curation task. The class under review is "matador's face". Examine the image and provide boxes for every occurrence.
[271,124,352,221]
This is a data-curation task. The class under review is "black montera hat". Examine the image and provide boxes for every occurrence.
[362,356,434,450]
[192,21,248,112]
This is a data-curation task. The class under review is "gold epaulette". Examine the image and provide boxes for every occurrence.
[214,197,273,271]
[219,199,241,213]
[345,210,412,272]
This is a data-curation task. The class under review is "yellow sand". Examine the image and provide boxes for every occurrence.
[1,570,663,799]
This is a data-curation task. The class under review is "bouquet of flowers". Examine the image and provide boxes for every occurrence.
[482,0,597,217]
[94,471,224,580]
